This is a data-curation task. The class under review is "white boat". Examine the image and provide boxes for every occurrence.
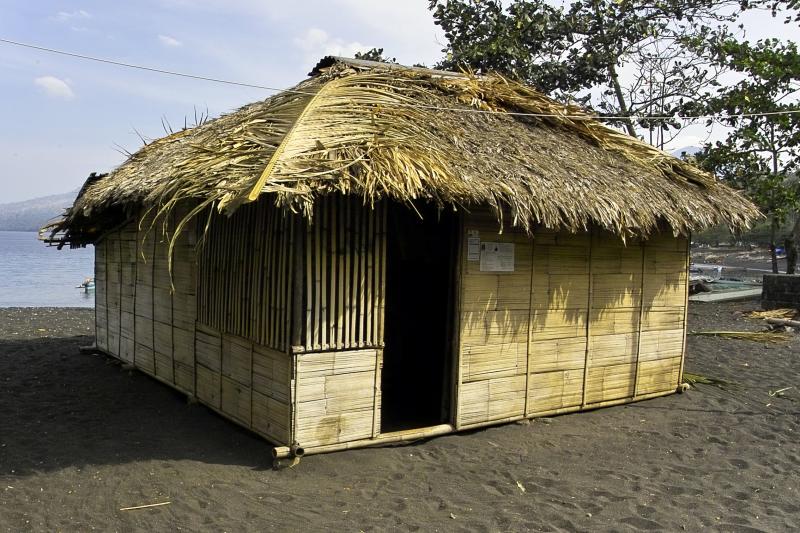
[76,277,95,292]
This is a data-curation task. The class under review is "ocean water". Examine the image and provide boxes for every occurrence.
[0,231,95,307]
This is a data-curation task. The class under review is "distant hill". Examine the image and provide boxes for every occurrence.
[0,191,78,232]
[670,145,702,158]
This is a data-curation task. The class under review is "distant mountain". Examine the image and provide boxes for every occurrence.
[0,191,78,232]
[670,145,702,158]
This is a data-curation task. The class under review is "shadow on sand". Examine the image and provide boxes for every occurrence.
[0,335,275,477]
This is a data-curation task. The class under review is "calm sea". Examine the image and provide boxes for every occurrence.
[0,231,95,307]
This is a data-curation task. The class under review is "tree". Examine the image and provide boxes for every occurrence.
[354,48,396,63]
[429,0,753,142]
[692,37,800,273]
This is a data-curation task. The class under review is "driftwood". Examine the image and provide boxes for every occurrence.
[766,317,800,328]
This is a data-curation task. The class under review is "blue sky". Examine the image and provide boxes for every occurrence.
[0,1,796,203]
[0,1,443,202]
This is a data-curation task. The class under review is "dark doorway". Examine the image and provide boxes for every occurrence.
[381,202,458,433]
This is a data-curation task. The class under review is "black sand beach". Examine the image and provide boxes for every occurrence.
[1,302,798,531]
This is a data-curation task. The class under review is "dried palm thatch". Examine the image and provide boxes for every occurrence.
[682,372,736,389]
[689,330,792,343]
[744,308,798,320]
[45,56,760,246]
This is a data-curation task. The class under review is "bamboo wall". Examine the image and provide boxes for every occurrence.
[96,201,294,446]
[290,196,386,446]
[198,200,293,352]
[94,204,198,396]
[94,198,687,453]
[457,209,688,429]
[297,195,387,352]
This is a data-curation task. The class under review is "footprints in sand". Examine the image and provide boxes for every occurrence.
[729,458,750,470]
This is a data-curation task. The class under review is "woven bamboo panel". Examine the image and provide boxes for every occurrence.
[221,376,252,424]
[641,307,685,331]
[457,212,532,426]
[152,287,172,325]
[153,321,172,353]
[643,273,687,307]
[174,362,195,394]
[196,326,222,372]
[530,309,587,341]
[636,356,682,395]
[584,362,637,404]
[459,375,527,425]
[581,231,644,404]
[134,342,153,374]
[222,335,252,387]
[460,309,530,346]
[589,307,641,336]
[252,344,291,403]
[531,273,589,310]
[528,336,586,373]
[172,326,195,365]
[526,369,584,414]
[252,391,290,444]
[294,349,379,447]
[95,305,108,352]
[154,351,174,382]
[134,314,153,349]
[106,280,121,309]
[526,229,591,415]
[638,329,684,362]
[196,364,221,409]
[587,333,638,367]
[461,342,527,382]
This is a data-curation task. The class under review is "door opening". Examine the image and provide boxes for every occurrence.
[381,202,457,433]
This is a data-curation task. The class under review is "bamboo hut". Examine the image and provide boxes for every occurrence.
[45,57,758,458]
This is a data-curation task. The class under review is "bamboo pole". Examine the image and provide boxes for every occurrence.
[524,232,535,416]
[320,198,329,350]
[580,227,594,408]
[451,212,464,429]
[344,198,353,348]
[314,205,322,351]
[633,240,646,398]
[365,206,374,346]
[305,218,313,351]
[291,216,305,351]
[337,196,346,350]
[678,233,691,386]
[358,207,367,347]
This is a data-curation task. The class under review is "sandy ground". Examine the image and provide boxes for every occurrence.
[1,303,799,532]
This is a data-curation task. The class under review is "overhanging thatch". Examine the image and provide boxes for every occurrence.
[46,56,759,245]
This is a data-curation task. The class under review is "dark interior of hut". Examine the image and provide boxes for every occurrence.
[381,203,457,433]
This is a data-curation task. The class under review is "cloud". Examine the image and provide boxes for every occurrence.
[158,34,183,47]
[55,9,91,22]
[293,28,367,63]
[34,76,75,100]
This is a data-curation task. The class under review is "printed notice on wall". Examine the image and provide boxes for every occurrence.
[467,229,481,262]
[480,242,515,272]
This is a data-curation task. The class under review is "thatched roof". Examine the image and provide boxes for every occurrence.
[47,56,758,245]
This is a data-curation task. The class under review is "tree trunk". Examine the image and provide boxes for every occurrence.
[608,62,638,137]
[770,216,779,274]
[787,214,800,275]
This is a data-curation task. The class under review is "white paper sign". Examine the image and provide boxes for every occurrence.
[480,242,515,272]
[467,229,481,262]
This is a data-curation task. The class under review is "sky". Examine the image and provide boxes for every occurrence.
[0,1,796,203]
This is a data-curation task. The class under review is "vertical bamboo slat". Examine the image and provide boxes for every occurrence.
[580,229,594,408]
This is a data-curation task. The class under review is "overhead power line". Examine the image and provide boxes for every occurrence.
[2,36,800,122]
[0,37,295,93]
